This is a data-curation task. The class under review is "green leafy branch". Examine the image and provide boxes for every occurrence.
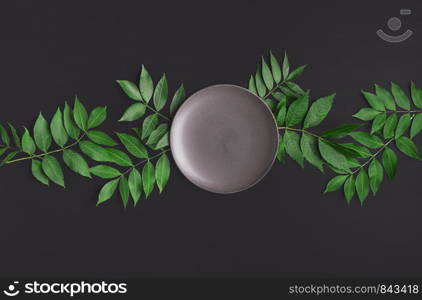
[248,51,422,205]
[324,82,422,204]
[110,65,188,207]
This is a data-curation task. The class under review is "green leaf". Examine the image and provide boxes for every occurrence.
[8,123,21,149]
[63,102,80,140]
[391,82,410,110]
[119,176,130,208]
[21,127,36,155]
[97,178,119,206]
[410,81,422,109]
[353,108,381,121]
[34,113,52,152]
[368,159,383,195]
[87,130,118,146]
[282,52,289,80]
[170,84,186,116]
[303,93,335,128]
[375,84,396,110]
[79,141,111,162]
[155,132,169,149]
[340,143,372,158]
[116,132,148,159]
[275,96,287,126]
[344,175,355,204]
[362,90,384,111]
[321,124,363,139]
[277,134,285,162]
[287,65,306,81]
[396,136,420,159]
[63,149,91,178]
[284,131,304,167]
[147,124,168,147]
[155,153,170,193]
[119,103,146,122]
[395,113,411,139]
[248,76,257,95]
[255,69,266,98]
[355,169,369,204]
[0,148,6,157]
[264,99,276,111]
[105,148,133,167]
[410,113,422,138]
[50,108,68,147]
[285,81,305,95]
[300,133,324,172]
[142,161,155,198]
[117,80,142,101]
[139,65,154,102]
[328,163,349,175]
[87,106,107,129]
[347,158,361,170]
[269,51,281,83]
[41,155,65,187]
[0,125,9,146]
[141,114,159,140]
[324,175,347,193]
[31,159,49,186]
[73,96,89,131]
[128,168,142,205]
[318,140,350,173]
[382,147,397,179]
[285,93,309,126]
[383,113,398,139]
[153,74,168,112]
[90,165,121,179]
[261,57,274,90]
[349,132,384,149]
[371,113,386,134]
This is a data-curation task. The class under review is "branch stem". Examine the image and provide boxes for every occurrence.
[351,138,394,175]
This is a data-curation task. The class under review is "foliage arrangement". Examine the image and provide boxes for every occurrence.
[1,50,420,208]
[248,51,422,204]
[0,66,186,207]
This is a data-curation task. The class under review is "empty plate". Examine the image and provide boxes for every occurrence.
[170,84,278,194]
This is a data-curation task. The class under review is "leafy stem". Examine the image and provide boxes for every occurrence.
[6,133,87,164]
[121,148,170,176]
[351,138,394,175]
[387,110,422,113]
[278,126,323,140]
[144,102,170,121]
[263,80,287,99]
[0,144,19,151]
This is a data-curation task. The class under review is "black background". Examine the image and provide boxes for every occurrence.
[0,0,422,281]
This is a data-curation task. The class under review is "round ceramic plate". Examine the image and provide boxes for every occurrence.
[170,84,278,194]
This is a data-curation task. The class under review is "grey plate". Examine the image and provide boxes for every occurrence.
[170,84,278,194]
